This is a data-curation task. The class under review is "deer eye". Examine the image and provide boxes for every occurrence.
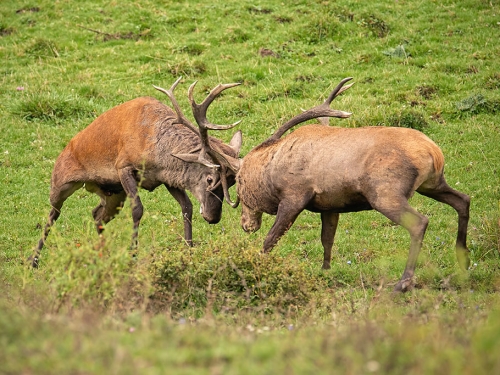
[207,176,214,184]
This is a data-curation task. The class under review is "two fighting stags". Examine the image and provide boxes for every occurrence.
[32,77,470,292]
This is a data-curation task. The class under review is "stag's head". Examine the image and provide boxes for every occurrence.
[154,77,242,224]
[189,131,241,224]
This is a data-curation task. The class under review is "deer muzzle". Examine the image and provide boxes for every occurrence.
[241,205,263,233]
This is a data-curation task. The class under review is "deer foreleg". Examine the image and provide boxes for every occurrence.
[119,168,143,251]
[166,185,194,246]
[263,196,311,253]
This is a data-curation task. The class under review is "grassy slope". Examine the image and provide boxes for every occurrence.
[1,0,500,373]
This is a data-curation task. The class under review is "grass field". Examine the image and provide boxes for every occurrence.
[1,0,500,373]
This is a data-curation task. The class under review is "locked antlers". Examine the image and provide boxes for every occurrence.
[154,77,241,168]
[154,77,241,206]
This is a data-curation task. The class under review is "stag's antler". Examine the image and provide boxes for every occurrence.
[154,78,241,168]
[154,78,241,206]
[268,77,354,141]
[187,81,241,168]
[153,77,199,136]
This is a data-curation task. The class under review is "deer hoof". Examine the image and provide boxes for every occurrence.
[27,255,39,269]
[394,278,413,293]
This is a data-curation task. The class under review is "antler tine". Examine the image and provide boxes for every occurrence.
[153,77,200,136]
[324,77,354,104]
[167,79,242,170]
[185,80,242,169]
[220,164,240,208]
[188,81,242,130]
[269,77,354,141]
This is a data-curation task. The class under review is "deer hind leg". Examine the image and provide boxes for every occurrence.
[320,211,340,270]
[372,197,429,292]
[32,181,84,268]
[418,180,471,270]
[92,191,127,235]
[118,167,143,251]
[166,186,194,247]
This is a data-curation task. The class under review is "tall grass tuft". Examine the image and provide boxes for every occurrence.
[25,38,60,58]
[151,244,323,317]
[12,91,98,123]
[37,225,153,315]
[387,109,428,131]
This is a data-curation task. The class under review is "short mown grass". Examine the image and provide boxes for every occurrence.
[1,0,499,373]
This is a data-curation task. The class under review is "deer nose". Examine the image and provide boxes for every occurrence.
[200,203,222,224]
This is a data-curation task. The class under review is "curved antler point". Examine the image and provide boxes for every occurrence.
[188,81,199,103]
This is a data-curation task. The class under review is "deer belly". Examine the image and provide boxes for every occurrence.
[309,189,372,213]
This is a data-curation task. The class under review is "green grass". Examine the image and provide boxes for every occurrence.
[1,0,500,373]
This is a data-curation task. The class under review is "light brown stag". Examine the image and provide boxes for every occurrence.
[219,77,470,292]
[32,77,242,268]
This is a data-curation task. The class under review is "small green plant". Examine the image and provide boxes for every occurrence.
[295,15,341,44]
[151,243,321,316]
[40,225,153,314]
[383,44,409,59]
[455,93,500,117]
[175,43,206,56]
[476,214,500,259]
[387,109,428,131]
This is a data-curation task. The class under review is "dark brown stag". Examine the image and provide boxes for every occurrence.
[32,78,242,268]
[225,77,470,292]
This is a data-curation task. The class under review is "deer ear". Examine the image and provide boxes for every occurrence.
[211,149,241,173]
[229,130,242,156]
[171,153,220,169]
